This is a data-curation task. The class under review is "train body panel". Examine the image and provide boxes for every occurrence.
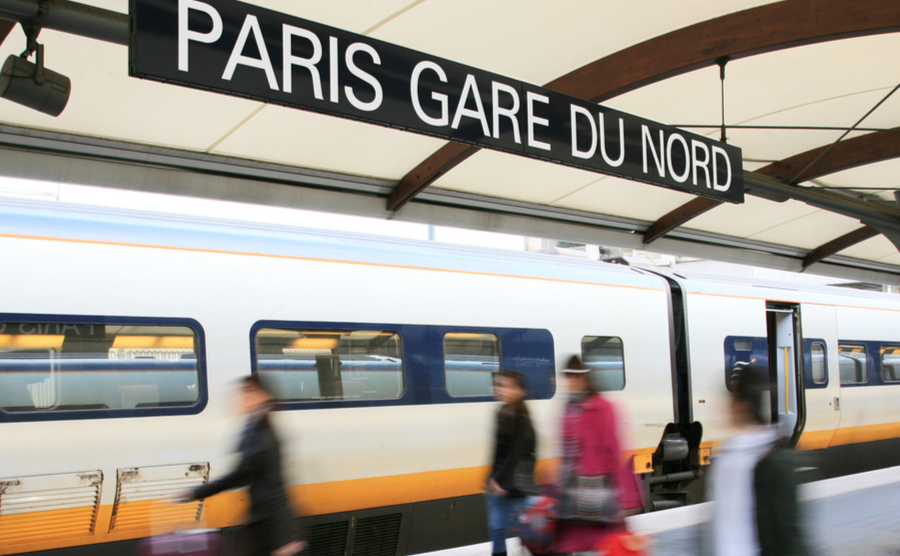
[795,302,841,450]
[0,201,678,555]
[1,200,899,555]
[670,272,900,457]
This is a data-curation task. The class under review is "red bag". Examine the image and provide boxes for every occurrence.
[594,531,652,556]
[137,529,221,556]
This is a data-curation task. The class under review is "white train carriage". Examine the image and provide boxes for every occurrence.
[662,272,900,484]
[0,199,674,556]
[1,198,898,556]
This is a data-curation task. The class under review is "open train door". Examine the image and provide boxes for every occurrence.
[766,302,806,444]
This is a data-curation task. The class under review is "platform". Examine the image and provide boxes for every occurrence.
[418,465,900,556]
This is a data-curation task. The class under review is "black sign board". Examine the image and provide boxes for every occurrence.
[130,0,743,203]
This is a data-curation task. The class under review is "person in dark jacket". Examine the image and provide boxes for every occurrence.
[486,369,536,556]
[707,368,810,556]
[177,375,304,556]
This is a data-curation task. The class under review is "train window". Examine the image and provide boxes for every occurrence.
[838,344,868,384]
[254,327,404,402]
[0,320,202,415]
[443,333,500,397]
[882,346,900,383]
[734,339,753,351]
[811,342,827,384]
[582,336,625,391]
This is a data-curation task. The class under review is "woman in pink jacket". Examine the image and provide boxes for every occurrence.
[552,355,643,553]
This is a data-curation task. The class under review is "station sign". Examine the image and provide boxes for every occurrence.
[130,0,744,203]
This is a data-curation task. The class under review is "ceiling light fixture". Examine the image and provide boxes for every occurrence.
[0,24,70,116]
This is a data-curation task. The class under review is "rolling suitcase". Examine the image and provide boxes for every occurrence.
[137,528,221,556]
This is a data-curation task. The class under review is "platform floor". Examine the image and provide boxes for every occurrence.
[630,464,900,556]
[420,465,900,556]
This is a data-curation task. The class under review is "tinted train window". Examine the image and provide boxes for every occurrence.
[811,342,827,384]
[0,320,202,415]
[882,346,900,383]
[582,336,625,391]
[838,344,867,384]
[444,333,500,397]
[254,327,404,402]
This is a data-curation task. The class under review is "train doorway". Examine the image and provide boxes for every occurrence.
[766,302,806,444]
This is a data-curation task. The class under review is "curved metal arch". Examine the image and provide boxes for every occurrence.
[755,127,900,184]
[388,0,900,211]
[801,226,880,270]
[642,128,900,245]
[0,19,15,47]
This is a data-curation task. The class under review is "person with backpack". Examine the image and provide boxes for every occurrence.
[708,368,810,556]
[551,355,643,554]
[486,369,537,556]
[174,375,305,556]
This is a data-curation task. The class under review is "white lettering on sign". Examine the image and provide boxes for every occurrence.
[492,82,521,144]
[598,113,625,167]
[178,0,223,72]
[451,74,490,137]
[570,104,596,160]
[344,43,383,112]
[713,145,732,191]
[642,126,665,178]
[691,140,710,188]
[223,14,279,90]
[570,106,625,166]
[527,92,551,152]
[411,61,449,127]
[641,126,732,192]
[666,133,690,184]
[149,0,742,202]
[329,36,339,103]
[282,25,322,98]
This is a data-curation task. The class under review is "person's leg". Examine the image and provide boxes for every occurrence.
[245,520,277,556]
[505,496,526,542]
[485,492,511,556]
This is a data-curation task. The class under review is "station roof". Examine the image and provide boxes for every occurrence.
[2,0,900,283]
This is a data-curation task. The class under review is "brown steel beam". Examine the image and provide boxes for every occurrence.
[387,142,479,211]
[388,0,900,211]
[756,127,900,184]
[643,128,900,244]
[547,0,900,103]
[0,19,14,47]
[643,197,722,245]
[802,226,880,269]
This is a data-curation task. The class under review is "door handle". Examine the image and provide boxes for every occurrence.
[834,396,841,411]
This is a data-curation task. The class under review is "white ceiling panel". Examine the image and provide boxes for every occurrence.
[550,176,695,222]
[816,157,900,191]
[607,33,900,163]
[431,149,600,205]
[684,197,820,239]
[603,65,723,130]
[745,209,863,249]
[726,90,900,163]
[79,0,417,33]
[0,30,261,151]
[371,0,778,85]
[0,0,897,278]
[877,253,900,266]
[837,235,899,261]
[723,33,900,124]
[211,105,447,180]
[728,127,843,164]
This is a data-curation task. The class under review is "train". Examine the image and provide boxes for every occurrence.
[0,197,898,556]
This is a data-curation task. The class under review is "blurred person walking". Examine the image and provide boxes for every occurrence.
[708,368,809,556]
[486,369,537,556]
[552,355,643,554]
[175,375,305,556]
